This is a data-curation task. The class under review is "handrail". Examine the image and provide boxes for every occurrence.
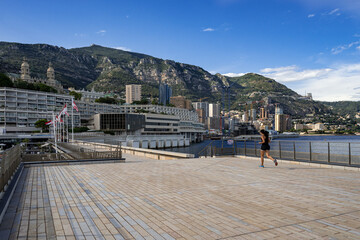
[200,139,360,166]
[197,140,215,156]
[0,145,22,193]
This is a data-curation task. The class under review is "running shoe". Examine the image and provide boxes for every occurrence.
[274,159,278,166]
[259,165,264,168]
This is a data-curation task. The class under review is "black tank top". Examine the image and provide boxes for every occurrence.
[263,136,269,145]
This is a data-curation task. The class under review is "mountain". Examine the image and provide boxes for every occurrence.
[0,41,328,117]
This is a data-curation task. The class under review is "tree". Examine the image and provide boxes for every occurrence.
[133,99,149,105]
[0,73,14,87]
[69,91,82,100]
[95,97,118,104]
[151,99,158,105]
[35,119,49,132]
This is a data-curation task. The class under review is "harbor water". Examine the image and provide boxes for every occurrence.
[165,135,360,162]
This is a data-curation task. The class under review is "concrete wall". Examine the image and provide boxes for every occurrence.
[72,140,194,160]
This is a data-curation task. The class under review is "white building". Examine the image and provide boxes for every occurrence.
[126,84,141,104]
[192,102,209,118]
[209,103,220,117]
[0,87,202,135]
[68,87,106,102]
[0,87,80,133]
[314,123,325,131]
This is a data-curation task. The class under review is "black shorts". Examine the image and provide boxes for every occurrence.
[261,144,270,151]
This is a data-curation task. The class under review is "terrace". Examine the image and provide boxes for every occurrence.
[0,151,359,239]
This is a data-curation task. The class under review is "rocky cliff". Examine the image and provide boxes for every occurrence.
[0,41,328,117]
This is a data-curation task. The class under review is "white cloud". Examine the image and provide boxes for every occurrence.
[331,41,360,54]
[114,46,131,52]
[357,46,360,51]
[96,30,106,36]
[203,28,215,32]
[260,64,360,101]
[223,72,246,77]
[308,14,315,18]
[328,8,340,15]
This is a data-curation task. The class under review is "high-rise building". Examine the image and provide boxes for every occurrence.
[275,105,283,115]
[260,107,265,119]
[275,114,287,132]
[196,109,206,124]
[209,103,220,117]
[192,102,209,118]
[126,84,141,104]
[159,84,172,105]
[250,109,257,121]
[170,96,192,110]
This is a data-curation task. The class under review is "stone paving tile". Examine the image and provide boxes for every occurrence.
[0,153,360,239]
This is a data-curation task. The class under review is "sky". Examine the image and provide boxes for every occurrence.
[1,0,360,101]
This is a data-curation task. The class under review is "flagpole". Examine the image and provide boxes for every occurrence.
[62,119,64,143]
[53,113,58,153]
[66,114,69,142]
[72,98,74,142]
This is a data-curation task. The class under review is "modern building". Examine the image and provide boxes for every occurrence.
[126,84,141,104]
[195,109,206,124]
[260,107,268,120]
[15,58,64,93]
[233,122,258,136]
[0,87,80,133]
[192,102,209,118]
[206,117,221,131]
[118,104,199,122]
[88,113,205,142]
[170,96,192,110]
[275,114,287,132]
[0,87,201,134]
[159,84,172,105]
[209,103,220,118]
[250,109,257,121]
[88,113,145,134]
[68,87,106,102]
[275,105,283,115]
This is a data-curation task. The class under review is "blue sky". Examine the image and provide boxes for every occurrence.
[1,0,360,101]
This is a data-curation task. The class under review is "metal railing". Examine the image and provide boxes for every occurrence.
[22,142,122,163]
[199,140,360,166]
[0,145,21,193]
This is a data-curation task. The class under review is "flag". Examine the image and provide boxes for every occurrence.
[45,120,53,125]
[55,115,63,123]
[60,104,70,116]
[72,98,79,112]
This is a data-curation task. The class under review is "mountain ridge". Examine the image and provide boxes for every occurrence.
[0,41,329,117]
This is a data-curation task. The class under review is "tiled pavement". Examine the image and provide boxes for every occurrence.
[1,154,360,240]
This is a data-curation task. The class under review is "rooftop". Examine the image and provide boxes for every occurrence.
[1,154,359,239]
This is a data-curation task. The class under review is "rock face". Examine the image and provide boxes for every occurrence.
[0,41,329,117]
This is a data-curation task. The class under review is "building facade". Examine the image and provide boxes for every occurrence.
[0,87,202,134]
[275,114,287,132]
[208,103,220,118]
[89,113,205,141]
[192,102,209,118]
[159,84,172,106]
[0,87,80,133]
[170,96,192,110]
[125,84,141,104]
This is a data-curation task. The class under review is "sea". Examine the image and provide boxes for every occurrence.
[165,135,360,157]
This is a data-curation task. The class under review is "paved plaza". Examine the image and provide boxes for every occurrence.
[0,154,360,239]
